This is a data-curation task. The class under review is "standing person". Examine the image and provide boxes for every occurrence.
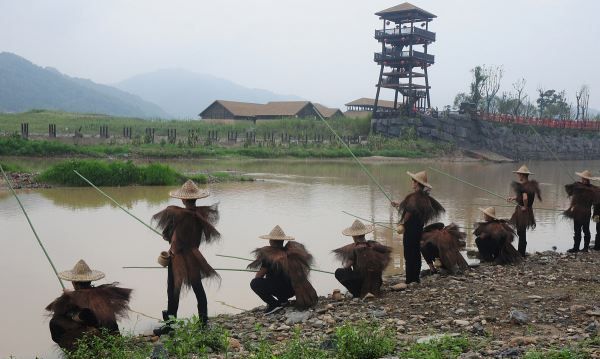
[248,225,318,315]
[564,170,600,253]
[508,165,542,257]
[392,171,445,284]
[332,220,392,298]
[152,180,220,335]
[46,260,132,351]
[594,200,600,250]
[474,207,522,265]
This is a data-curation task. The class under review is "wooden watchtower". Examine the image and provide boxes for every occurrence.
[373,3,436,117]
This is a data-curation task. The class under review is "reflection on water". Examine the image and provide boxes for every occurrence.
[0,157,599,358]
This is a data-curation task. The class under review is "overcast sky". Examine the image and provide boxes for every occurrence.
[1,0,599,109]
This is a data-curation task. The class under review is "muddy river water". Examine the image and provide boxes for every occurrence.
[1,158,598,358]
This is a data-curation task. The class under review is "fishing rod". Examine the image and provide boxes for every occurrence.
[73,170,164,237]
[216,254,335,275]
[342,210,474,231]
[1,165,65,290]
[471,203,563,212]
[123,266,259,273]
[428,167,520,206]
[314,106,394,203]
[526,124,576,182]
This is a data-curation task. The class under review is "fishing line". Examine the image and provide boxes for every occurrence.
[526,124,576,182]
[216,254,334,275]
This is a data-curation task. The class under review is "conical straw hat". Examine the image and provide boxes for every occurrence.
[478,207,498,220]
[342,220,374,236]
[58,259,105,282]
[512,165,533,175]
[169,180,209,200]
[259,225,295,241]
[407,171,432,188]
[576,170,594,180]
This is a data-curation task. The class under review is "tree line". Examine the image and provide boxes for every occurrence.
[451,65,596,121]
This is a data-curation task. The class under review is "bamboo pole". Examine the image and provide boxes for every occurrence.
[1,165,65,290]
[313,106,394,203]
[216,254,334,275]
[342,210,474,230]
[123,266,258,272]
[73,170,163,237]
[471,203,563,212]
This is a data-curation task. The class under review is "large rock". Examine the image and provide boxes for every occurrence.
[285,311,312,325]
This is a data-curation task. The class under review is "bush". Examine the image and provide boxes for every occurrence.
[279,329,329,359]
[334,321,396,359]
[401,335,471,359]
[66,330,152,359]
[0,161,26,173]
[161,316,230,358]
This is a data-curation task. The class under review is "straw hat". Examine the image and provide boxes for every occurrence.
[259,225,295,241]
[169,180,209,200]
[342,220,374,236]
[58,259,105,282]
[407,170,432,189]
[478,207,498,220]
[512,165,533,175]
[576,170,594,180]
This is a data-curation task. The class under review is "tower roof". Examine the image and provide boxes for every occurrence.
[375,2,436,22]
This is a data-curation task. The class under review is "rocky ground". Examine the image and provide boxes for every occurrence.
[0,171,51,189]
[205,250,600,357]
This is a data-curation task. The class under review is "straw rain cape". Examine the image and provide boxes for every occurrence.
[152,204,221,289]
[45,284,132,350]
[332,241,392,297]
[397,189,445,224]
[563,182,600,222]
[420,223,469,274]
[474,220,522,265]
[510,180,542,230]
[247,242,318,308]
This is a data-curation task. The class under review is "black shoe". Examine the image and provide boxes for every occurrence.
[153,324,173,336]
[264,304,284,315]
[278,300,290,307]
[567,247,579,253]
[161,310,170,321]
[593,246,600,251]
[582,247,589,252]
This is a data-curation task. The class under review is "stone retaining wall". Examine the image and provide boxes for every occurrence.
[372,114,600,160]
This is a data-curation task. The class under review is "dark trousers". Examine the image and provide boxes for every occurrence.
[573,218,591,250]
[516,227,527,257]
[404,223,423,284]
[250,276,294,307]
[335,268,362,297]
[167,263,208,323]
[475,237,498,262]
[595,221,600,249]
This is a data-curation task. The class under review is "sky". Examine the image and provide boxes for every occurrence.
[1,0,599,110]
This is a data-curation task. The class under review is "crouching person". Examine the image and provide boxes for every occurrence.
[248,225,318,315]
[333,220,391,298]
[420,223,469,274]
[474,207,522,265]
[46,260,132,351]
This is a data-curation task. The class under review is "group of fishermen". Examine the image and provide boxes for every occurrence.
[45,165,600,351]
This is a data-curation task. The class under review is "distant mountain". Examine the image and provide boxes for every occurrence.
[0,52,168,118]
[115,68,303,119]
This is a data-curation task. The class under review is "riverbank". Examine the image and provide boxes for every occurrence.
[48,251,600,358]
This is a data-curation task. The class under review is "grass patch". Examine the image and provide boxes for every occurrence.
[334,321,396,359]
[161,316,230,358]
[65,329,152,359]
[400,335,471,359]
[0,161,27,173]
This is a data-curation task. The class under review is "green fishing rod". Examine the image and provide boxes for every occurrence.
[1,165,65,290]
[471,202,563,212]
[123,266,259,273]
[525,124,576,182]
[216,254,335,275]
[314,106,394,203]
[342,210,474,230]
[74,170,163,237]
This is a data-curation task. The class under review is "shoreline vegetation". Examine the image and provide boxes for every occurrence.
[1,160,253,187]
[0,110,455,160]
[15,251,600,359]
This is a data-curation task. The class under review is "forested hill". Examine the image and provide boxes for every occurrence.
[0,52,168,118]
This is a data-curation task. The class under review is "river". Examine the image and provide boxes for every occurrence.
[0,157,597,358]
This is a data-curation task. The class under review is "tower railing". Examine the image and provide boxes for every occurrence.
[374,49,434,63]
[375,27,435,41]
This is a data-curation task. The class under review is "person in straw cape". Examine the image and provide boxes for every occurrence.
[247,225,318,315]
[332,220,392,298]
[45,260,132,351]
[507,165,542,257]
[152,180,220,335]
[594,198,600,251]
[474,207,522,265]
[419,222,468,275]
[563,170,600,253]
[392,170,445,284]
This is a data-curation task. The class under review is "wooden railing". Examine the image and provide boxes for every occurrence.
[478,113,600,131]
[375,27,435,41]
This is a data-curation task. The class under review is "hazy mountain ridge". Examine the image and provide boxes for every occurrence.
[115,68,303,118]
[0,52,168,118]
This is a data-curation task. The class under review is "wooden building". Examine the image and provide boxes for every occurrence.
[373,3,436,116]
[344,98,395,118]
[199,100,343,121]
